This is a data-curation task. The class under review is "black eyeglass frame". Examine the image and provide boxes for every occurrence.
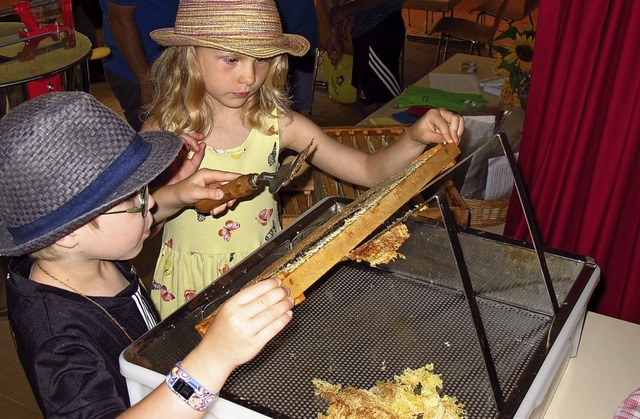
[100,185,149,218]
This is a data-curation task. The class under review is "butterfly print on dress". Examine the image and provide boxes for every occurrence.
[256,208,273,226]
[267,142,277,167]
[218,220,240,241]
[160,285,175,301]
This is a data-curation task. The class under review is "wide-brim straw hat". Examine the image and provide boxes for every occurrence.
[0,92,182,256]
[151,0,310,58]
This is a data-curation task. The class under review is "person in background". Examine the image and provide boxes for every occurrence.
[74,0,105,81]
[143,0,464,319]
[273,0,319,112]
[98,0,179,131]
[318,0,405,117]
[0,91,293,417]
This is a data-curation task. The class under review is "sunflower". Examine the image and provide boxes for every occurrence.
[492,26,536,109]
[502,32,535,73]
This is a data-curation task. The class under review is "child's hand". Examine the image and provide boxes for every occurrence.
[180,131,204,154]
[176,169,241,215]
[199,277,294,375]
[409,108,464,145]
[170,278,292,400]
[162,132,206,185]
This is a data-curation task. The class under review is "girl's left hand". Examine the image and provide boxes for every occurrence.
[409,108,464,145]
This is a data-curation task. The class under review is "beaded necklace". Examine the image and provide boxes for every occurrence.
[36,262,134,343]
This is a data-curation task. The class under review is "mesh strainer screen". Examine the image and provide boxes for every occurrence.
[222,263,550,418]
[129,204,592,418]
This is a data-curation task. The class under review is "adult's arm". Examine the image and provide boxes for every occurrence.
[107,2,154,105]
[317,0,390,64]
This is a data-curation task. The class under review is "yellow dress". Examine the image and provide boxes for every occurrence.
[151,119,281,319]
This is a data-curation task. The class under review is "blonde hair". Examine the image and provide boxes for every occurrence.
[146,46,293,136]
[30,245,61,261]
[29,219,102,261]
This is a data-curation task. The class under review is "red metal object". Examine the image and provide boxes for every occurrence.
[0,0,78,99]
[25,73,61,97]
[13,0,76,61]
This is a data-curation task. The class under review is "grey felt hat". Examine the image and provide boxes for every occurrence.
[0,92,182,256]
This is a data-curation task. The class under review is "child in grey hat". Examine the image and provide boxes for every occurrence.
[0,92,294,417]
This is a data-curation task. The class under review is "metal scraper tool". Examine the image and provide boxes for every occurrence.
[194,139,313,213]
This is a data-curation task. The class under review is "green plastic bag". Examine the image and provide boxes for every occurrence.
[395,85,488,112]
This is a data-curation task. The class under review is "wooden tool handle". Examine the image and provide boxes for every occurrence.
[194,174,256,213]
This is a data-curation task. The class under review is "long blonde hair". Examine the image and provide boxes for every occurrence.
[146,46,293,135]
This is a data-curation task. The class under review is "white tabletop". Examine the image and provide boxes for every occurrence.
[363,53,503,123]
[543,311,640,418]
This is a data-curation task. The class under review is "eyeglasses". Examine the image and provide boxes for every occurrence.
[101,185,149,218]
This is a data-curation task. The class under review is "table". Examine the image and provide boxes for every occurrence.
[0,22,92,115]
[543,311,640,418]
[362,53,525,146]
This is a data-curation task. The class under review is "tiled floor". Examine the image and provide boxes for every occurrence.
[0,4,526,415]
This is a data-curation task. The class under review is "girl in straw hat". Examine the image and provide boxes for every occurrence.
[144,0,464,319]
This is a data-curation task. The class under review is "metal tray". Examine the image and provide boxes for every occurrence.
[122,196,598,418]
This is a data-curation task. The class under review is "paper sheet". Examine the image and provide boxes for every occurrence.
[428,73,480,94]
[484,153,519,200]
[478,76,504,96]
[456,115,497,199]
[368,116,402,125]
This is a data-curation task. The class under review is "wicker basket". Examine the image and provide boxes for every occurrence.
[464,196,511,227]
[413,179,469,227]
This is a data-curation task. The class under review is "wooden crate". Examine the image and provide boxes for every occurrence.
[279,190,315,228]
[465,196,510,227]
[312,125,409,202]
[278,158,316,228]
[279,125,409,226]
[311,125,468,226]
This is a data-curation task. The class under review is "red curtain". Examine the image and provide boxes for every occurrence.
[503,0,640,323]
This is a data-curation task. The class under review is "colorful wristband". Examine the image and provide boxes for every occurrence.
[166,361,218,411]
